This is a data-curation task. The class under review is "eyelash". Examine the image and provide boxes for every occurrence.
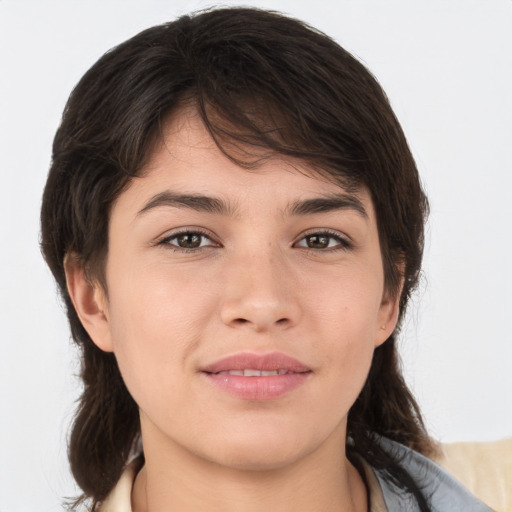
[293,230,352,252]
[157,229,352,253]
[157,229,219,252]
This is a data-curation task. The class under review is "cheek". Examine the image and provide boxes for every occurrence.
[308,265,383,395]
[104,266,214,407]
[309,264,384,333]
[108,259,214,339]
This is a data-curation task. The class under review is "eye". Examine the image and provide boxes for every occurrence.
[294,231,351,250]
[159,230,218,250]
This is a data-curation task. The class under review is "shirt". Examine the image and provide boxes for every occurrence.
[99,436,494,512]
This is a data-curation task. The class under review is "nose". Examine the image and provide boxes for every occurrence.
[219,249,302,332]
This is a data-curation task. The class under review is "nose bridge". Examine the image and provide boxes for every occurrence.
[220,241,300,331]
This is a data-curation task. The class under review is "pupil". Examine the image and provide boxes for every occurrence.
[178,234,201,248]
[307,235,328,248]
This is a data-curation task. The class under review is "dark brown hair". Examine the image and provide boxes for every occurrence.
[41,7,433,510]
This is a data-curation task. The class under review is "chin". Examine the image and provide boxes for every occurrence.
[200,428,320,472]
[214,446,304,472]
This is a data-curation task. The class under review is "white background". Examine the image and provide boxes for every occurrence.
[0,1,511,510]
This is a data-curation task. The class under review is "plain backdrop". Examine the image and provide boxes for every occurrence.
[1,1,511,510]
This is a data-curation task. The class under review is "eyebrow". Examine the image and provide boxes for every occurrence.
[137,192,237,217]
[287,193,368,219]
[137,191,367,219]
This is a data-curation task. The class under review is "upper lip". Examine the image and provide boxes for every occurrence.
[201,352,311,374]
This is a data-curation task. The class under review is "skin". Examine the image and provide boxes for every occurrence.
[66,108,400,512]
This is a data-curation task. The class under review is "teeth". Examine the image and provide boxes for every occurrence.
[216,369,289,377]
[244,369,263,377]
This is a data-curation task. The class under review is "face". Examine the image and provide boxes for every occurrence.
[73,109,399,472]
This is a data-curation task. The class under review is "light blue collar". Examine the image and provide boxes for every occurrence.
[371,436,493,511]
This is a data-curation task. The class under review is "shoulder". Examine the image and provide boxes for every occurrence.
[370,436,495,512]
[96,439,505,512]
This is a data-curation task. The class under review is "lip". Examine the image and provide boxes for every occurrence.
[201,352,311,401]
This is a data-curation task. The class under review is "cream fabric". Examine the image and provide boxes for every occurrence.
[359,457,388,512]
[98,458,388,512]
[98,439,511,511]
[434,438,512,512]
[99,458,141,512]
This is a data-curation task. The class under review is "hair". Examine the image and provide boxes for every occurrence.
[41,7,434,511]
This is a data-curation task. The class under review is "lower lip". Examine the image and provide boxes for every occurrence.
[203,372,310,400]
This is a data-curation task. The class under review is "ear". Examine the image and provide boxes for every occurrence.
[375,283,403,347]
[64,253,114,353]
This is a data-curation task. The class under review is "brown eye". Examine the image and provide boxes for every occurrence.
[305,235,330,249]
[176,233,203,248]
[161,231,216,250]
[295,232,350,250]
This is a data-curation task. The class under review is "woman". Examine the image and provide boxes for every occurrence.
[40,7,492,512]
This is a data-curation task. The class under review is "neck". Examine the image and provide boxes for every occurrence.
[132,427,367,512]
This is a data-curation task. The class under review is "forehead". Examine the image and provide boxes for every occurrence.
[114,107,376,223]
[146,108,360,188]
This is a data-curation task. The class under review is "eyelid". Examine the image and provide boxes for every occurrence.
[153,227,352,251]
[293,229,353,250]
[155,227,220,249]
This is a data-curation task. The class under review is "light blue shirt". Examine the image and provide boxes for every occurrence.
[373,436,494,511]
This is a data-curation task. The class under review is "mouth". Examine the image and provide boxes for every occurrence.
[214,369,295,376]
[202,351,311,374]
[201,352,311,400]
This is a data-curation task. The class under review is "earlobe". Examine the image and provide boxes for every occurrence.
[64,253,114,353]
[375,286,402,347]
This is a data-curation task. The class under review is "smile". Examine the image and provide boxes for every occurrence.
[215,369,292,376]
[202,352,311,400]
